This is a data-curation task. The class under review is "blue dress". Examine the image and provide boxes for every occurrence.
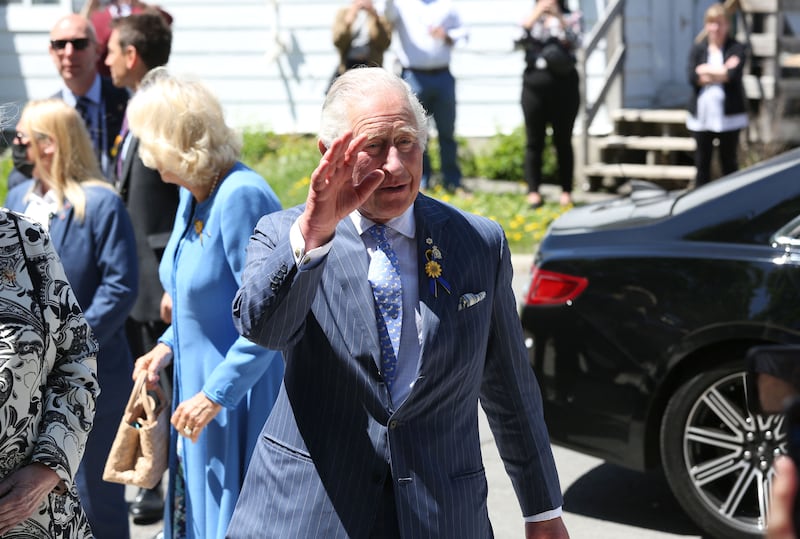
[159,163,284,539]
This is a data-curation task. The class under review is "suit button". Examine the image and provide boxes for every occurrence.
[389,420,399,429]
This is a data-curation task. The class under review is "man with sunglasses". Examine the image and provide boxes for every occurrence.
[8,14,128,190]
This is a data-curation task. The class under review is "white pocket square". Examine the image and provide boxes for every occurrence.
[458,291,486,311]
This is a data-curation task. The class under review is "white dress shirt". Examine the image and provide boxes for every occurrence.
[686,48,748,133]
[381,0,468,69]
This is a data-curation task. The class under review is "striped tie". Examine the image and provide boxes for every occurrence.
[76,96,101,162]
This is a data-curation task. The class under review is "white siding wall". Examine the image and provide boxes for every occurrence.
[0,1,695,137]
[1,0,536,136]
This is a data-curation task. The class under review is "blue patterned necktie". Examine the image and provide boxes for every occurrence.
[75,96,93,134]
[367,224,402,390]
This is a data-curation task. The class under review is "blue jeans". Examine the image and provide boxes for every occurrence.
[402,68,462,189]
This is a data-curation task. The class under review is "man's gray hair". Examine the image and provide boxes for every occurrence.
[319,67,429,150]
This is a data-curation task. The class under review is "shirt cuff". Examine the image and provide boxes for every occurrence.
[289,219,333,270]
[524,506,563,523]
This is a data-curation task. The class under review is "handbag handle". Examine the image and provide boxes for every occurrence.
[124,373,164,425]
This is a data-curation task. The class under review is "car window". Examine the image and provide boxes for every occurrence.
[673,154,800,215]
[687,196,800,245]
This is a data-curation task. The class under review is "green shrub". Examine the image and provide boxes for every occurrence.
[473,125,557,182]
[426,136,479,179]
[0,152,10,202]
[240,130,283,164]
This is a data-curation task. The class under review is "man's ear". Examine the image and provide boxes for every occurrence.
[125,45,138,70]
[317,139,328,156]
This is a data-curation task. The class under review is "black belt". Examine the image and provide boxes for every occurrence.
[405,66,449,75]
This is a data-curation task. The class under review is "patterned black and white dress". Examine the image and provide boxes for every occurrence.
[0,210,99,538]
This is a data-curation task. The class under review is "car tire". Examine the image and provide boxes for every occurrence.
[660,361,784,539]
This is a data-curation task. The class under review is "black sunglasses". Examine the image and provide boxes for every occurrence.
[50,38,91,51]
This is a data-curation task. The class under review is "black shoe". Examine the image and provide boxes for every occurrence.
[130,485,164,525]
[529,200,544,209]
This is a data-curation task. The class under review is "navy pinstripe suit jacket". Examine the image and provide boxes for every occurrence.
[228,194,562,538]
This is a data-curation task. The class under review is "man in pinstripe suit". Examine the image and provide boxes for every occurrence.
[227,67,569,539]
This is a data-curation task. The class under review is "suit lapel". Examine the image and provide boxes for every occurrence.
[414,195,455,367]
[118,137,138,192]
[321,219,381,366]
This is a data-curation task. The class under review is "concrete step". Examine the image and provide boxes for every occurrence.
[583,163,696,181]
[595,135,696,152]
[611,108,688,125]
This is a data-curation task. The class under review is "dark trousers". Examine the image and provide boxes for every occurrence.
[76,409,130,538]
[521,68,580,194]
[402,67,461,189]
[692,129,741,187]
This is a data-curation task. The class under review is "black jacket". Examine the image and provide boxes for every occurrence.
[114,135,179,323]
[687,36,748,117]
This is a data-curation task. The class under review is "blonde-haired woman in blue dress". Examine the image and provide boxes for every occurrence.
[128,71,284,539]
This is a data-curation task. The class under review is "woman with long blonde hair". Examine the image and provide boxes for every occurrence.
[5,98,138,539]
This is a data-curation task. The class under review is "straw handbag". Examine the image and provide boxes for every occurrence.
[103,373,170,489]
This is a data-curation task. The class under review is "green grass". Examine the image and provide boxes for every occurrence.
[0,128,570,254]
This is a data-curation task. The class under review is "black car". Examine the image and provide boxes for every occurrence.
[520,148,800,539]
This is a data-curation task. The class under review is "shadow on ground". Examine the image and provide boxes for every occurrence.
[564,462,708,537]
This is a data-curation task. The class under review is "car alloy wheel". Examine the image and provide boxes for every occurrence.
[660,362,785,539]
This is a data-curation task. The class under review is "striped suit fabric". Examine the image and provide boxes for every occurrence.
[227,193,562,538]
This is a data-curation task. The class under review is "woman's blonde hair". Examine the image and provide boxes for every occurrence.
[705,3,728,24]
[126,70,241,188]
[19,99,111,221]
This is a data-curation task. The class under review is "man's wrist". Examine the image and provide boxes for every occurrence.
[523,506,563,522]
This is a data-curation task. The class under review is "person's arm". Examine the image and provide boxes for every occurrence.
[525,518,570,539]
[79,0,100,18]
[81,192,138,345]
[478,225,566,537]
[522,0,551,31]
[333,7,355,52]
[233,132,381,349]
[769,456,798,539]
[368,3,393,54]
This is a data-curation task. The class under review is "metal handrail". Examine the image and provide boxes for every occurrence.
[578,0,626,182]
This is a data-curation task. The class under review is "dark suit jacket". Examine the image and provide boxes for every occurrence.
[55,76,129,177]
[115,135,179,322]
[228,194,562,538]
[687,36,748,117]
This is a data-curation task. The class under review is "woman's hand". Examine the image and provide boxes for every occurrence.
[133,342,173,385]
[172,392,223,443]
[523,0,561,31]
[0,463,60,535]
